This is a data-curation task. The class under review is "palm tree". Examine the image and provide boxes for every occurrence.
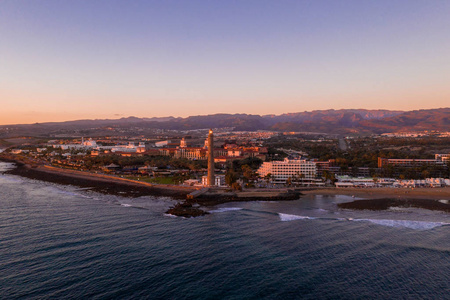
[297,172,305,186]
[286,177,292,187]
[264,173,272,184]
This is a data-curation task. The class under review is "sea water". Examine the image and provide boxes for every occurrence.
[0,162,449,299]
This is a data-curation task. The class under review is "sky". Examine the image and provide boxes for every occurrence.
[1,0,449,125]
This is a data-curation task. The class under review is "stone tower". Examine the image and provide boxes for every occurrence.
[207,129,215,186]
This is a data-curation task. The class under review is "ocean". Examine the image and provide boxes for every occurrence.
[0,162,449,299]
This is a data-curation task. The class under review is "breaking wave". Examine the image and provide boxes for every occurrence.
[279,213,316,222]
[46,187,92,199]
[0,176,24,184]
[163,213,185,219]
[354,219,450,230]
[278,213,449,230]
[209,207,243,213]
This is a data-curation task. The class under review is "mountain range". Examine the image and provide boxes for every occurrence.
[1,108,449,136]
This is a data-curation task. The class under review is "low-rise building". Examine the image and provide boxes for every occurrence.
[335,175,375,187]
[378,157,446,168]
[155,140,171,148]
[184,179,201,186]
[435,154,450,162]
[202,174,226,186]
[174,147,207,160]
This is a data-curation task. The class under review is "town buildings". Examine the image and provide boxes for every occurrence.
[202,174,226,187]
[378,157,447,168]
[435,154,450,162]
[334,175,450,188]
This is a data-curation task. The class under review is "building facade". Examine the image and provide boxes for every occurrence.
[257,158,317,184]
[202,174,225,187]
[378,157,446,168]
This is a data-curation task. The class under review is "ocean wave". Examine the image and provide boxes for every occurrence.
[118,203,148,210]
[277,212,448,230]
[388,207,413,212]
[279,213,315,222]
[0,176,24,184]
[46,187,92,199]
[354,219,450,230]
[209,207,243,213]
[0,162,16,172]
[163,213,185,219]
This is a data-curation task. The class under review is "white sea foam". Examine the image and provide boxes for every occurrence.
[279,213,315,222]
[0,176,23,184]
[354,219,449,230]
[209,207,243,213]
[0,161,16,170]
[388,207,413,212]
[47,187,92,199]
[277,212,449,230]
[163,213,185,219]
[120,203,132,207]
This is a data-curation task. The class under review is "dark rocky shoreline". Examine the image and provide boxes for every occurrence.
[195,190,301,206]
[166,202,210,218]
[166,190,302,217]
[1,158,302,217]
[3,160,190,199]
[338,198,450,213]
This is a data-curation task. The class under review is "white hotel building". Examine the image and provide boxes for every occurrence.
[257,158,317,184]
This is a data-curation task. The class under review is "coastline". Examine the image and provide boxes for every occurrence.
[0,157,303,203]
[2,159,197,199]
[2,157,449,215]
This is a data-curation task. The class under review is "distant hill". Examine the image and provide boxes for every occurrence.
[263,109,402,124]
[359,108,450,133]
[1,108,449,136]
[262,109,405,134]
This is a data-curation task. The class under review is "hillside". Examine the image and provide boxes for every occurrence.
[1,108,449,137]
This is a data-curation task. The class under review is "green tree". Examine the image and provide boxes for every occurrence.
[241,165,253,183]
[322,170,336,183]
[231,182,242,191]
[225,169,238,186]
[298,172,305,186]
[286,177,292,186]
[264,173,272,185]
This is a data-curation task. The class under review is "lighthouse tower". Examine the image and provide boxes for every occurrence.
[207,129,215,186]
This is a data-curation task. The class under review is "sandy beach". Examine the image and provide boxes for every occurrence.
[301,187,450,200]
[302,187,450,212]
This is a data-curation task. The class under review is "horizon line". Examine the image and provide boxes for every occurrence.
[1,107,450,126]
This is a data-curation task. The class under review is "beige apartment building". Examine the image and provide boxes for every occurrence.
[258,158,317,184]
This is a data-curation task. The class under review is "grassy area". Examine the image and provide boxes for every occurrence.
[149,177,176,184]
[125,176,176,185]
